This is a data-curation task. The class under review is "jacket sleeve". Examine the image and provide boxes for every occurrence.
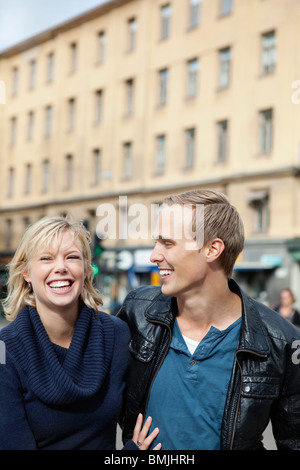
[271,339,300,450]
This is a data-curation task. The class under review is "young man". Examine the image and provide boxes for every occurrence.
[118,189,300,450]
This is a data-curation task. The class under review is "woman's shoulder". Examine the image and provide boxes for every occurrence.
[0,317,20,343]
[97,310,131,339]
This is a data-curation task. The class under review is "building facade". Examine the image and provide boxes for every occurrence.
[1,0,300,308]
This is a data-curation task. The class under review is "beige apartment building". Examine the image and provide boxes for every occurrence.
[1,0,300,307]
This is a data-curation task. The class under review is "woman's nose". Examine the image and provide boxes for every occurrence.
[54,258,68,272]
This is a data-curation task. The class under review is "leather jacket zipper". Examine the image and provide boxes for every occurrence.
[143,318,172,414]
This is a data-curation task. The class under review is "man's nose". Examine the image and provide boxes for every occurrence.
[150,244,164,264]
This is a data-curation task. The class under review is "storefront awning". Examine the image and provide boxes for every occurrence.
[234,262,276,272]
[289,250,300,261]
[234,254,282,271]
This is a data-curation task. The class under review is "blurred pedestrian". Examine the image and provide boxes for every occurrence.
[118,189,300,450]
[274,288,300,327]
[0,216,160,450]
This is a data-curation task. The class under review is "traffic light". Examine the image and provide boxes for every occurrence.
[92,233,104,275]
[92,264,99,276]
[93,233,104,256]
[94,244,104,257]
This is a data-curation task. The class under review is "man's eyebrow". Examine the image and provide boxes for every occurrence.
[153,235,175,242]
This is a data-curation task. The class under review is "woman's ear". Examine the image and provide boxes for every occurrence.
[23,270,31,283]
[205,238,225,263]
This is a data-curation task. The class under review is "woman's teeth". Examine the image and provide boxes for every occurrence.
[49,280,72,290]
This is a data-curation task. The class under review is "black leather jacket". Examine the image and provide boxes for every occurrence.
[118,279,300,450]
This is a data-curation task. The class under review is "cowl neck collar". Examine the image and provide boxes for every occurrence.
[1,304,115,405]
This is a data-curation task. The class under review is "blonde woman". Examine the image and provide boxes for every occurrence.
[0,216,160,450]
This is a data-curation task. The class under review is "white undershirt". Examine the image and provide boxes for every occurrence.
[182,335,199,355]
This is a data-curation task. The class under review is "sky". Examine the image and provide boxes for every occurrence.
[0,0,108,52]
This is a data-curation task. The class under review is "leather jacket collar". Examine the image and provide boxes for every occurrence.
[144,278,270,357]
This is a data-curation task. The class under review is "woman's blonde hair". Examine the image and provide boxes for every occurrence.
[163,189,245,278]
[2,216,103,321]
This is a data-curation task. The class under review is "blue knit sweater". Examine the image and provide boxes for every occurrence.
[0,304,137,450]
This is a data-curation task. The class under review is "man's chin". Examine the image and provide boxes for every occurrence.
[161,284,175,297]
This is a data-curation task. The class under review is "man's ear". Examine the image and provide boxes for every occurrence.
[205,238,225,263]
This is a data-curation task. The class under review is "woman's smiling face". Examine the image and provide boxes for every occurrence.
[23,230,86,316]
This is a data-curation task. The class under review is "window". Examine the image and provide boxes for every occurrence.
[65,155,73,189]
[125,79,134,116]
[5,219,12,250]
[95,90,103,124]
[185,128,196,168]
[24,163,32,194]
[123,142,132,179]
[68,98,76,131]
[188,0,201,28]
[47,52,55,82]
[45,105,53,138]
[158,68,169,106]
[27,111,34,141]
[261,31,276,74]
[29,60,36,89]
[23,217,30,230]
[10,117,17,146]
[187,58,199,97]
[128,18,138,52]
[93,149,101,185]
[219,47,231,88]
[220,0,233,16]
[70,42,77,73]
[155,135,166,173]
[259,109,273,154]
[45,106,53,138]
[42,160,50,192]
[161,4,171,40]
[217,120,228,162]
[248,190,269,233]
[12,67,18,95]
[7,168,14,197]
[97,31,106,63]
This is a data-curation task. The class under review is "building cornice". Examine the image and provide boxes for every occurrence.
[0,0,132,58]
[0,166,299,214]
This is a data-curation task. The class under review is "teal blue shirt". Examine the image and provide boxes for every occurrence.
[145,317,241,450]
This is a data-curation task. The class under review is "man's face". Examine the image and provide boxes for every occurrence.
[150,204,207,298]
